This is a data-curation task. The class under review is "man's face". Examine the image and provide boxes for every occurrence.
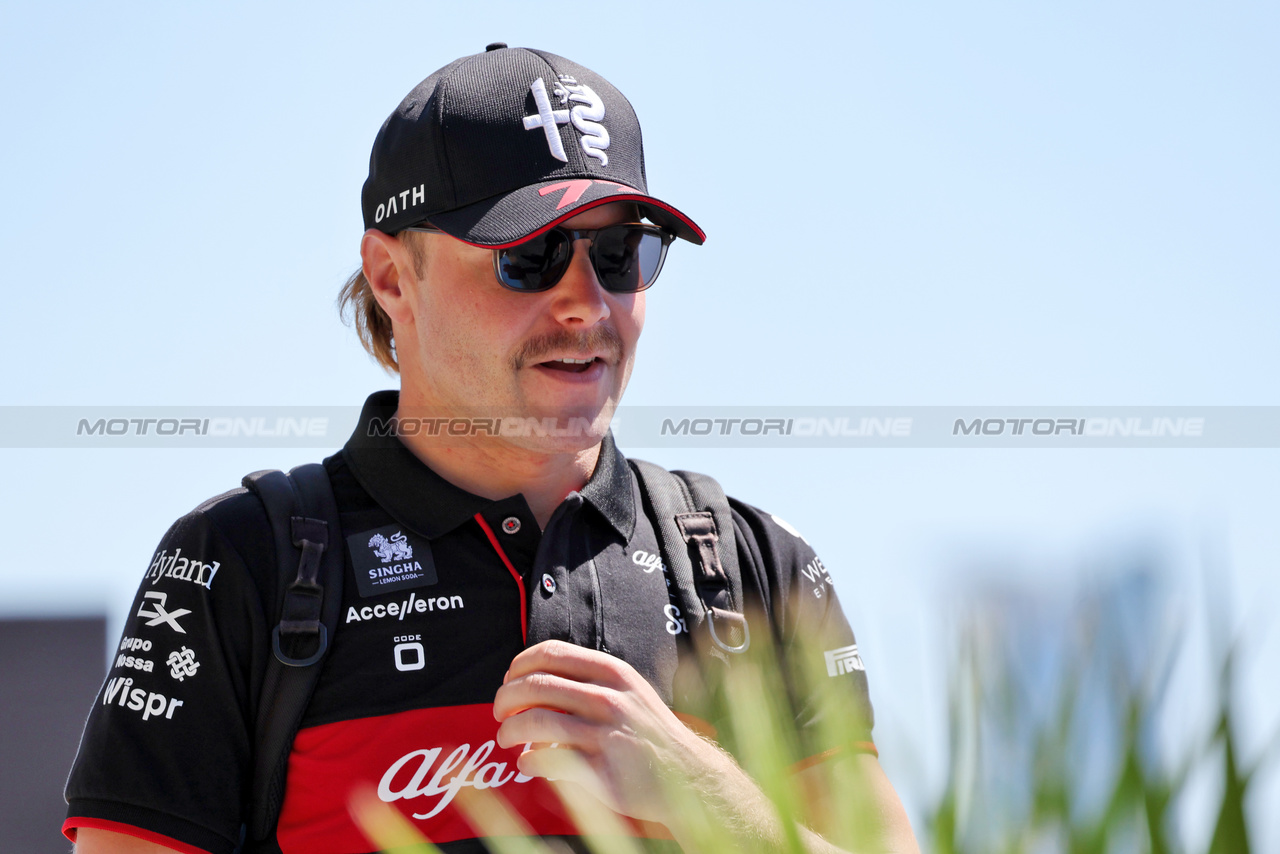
[400,202,645,452]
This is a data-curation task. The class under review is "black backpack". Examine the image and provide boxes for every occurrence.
[238,458,756,850]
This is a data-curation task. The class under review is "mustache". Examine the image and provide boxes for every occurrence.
[510,326,625,370]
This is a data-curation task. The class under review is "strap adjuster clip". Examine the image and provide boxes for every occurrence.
[272,623,328,667]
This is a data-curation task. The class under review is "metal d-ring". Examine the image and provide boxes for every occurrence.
[706,608,750,654]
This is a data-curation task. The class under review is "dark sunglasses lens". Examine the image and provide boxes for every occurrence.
[496,230,571,291]
[592,227,669,292]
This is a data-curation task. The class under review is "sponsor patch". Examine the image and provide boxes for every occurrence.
[136,591,191,634]
[393,636,425,672]
[102,676,184,721]
[631,549,665,574]
[277,704,626,851]
[113,653,154,673]
[664,603,687,636]
[800,555,833,599]
[145,547,221,590]
[824,643,865,677]
[166,646,200,681]
[345,591,465,624]
[347,525,438,598]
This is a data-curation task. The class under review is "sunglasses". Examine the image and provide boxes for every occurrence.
[402,223,674,293]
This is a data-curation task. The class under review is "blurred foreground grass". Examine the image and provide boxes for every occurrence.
[349,574,1272,853]
[928,573,1274,854]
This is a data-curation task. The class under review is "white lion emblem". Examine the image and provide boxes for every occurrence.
[368,531,413,563]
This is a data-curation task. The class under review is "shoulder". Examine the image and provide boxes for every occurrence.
[621,457,821,577]
[176,484,273,558]
[727,495,832,603]
[147,477,280,602]
[726,496,819,566]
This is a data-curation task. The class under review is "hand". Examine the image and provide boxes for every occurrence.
[492,639,730,825]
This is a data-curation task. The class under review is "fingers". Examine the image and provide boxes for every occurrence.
[515,742,605,789]
[493,670,620,723]
[496,706,595,751]
[505,640,632,687]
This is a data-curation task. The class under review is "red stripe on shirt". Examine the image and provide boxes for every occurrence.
[63,817,214,854]
[474,513,527,644]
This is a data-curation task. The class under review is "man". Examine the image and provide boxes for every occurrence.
[65,45,919,854]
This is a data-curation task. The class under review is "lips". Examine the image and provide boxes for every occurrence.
[510,327,624,372]
[537,357,599,374]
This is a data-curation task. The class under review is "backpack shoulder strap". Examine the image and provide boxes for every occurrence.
[240,462,344,845]
[629,459,750,658]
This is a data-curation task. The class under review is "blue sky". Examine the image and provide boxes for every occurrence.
[2,2,1277,845]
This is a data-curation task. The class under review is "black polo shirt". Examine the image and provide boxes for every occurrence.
[65,391,875,854]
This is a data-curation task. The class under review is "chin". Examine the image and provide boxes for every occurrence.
[498,404,617,455]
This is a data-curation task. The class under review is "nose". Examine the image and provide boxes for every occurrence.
[549,238,611,327]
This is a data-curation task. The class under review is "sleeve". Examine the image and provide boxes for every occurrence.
[728,498,877,767]
[63,491,273,854]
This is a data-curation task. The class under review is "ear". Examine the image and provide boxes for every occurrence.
[360,229,418,326]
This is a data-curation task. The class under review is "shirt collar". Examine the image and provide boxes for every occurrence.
[342,390,636,541]
[580,429,636,541]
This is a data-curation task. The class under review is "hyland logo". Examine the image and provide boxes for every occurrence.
[145,548,220,590]
[823,644,866,677]
[102,676,184,721]
[136,591,190,634]
[167,646,200,681]
[348,525,438,598]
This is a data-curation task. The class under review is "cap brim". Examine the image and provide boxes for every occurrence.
[428,178,705,247]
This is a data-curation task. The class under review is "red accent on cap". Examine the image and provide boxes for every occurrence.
[539,180,594,209]
[453,192,704,250]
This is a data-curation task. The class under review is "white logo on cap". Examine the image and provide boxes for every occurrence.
[523,75,610,166]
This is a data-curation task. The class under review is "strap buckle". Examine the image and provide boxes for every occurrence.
[706,607,750,654]
[271,623,328,667]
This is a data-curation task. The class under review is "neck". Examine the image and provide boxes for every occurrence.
[393,397,602,529]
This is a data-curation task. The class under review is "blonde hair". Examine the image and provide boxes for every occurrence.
[336,232,427,374]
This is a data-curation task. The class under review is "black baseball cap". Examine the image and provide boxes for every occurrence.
[361,44,705,247]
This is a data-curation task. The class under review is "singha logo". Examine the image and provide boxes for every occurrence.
[369,531,413,564]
